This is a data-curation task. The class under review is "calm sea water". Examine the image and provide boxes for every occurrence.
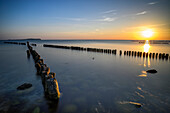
[0,40,170,113]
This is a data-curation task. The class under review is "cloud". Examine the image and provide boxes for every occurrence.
[55,16,117,23]
[67,18,86,21]
[56,17,86,21]
[148,2,158,5]
[95,17,117,22]
[102,10,116,14]
[126,24,167,30]
[136,11,147,15]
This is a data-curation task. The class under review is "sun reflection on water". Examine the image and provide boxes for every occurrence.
[143,40,151,67]
[143,40,150,53]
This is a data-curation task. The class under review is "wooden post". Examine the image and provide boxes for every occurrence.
[120,50,122,55]
[143,52,145,57]
[124,51,126,55]
[146,53,148,57]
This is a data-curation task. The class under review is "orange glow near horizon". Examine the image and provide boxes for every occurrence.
[133,27,158,40]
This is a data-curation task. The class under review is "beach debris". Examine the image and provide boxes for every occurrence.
[17,83,32,90]
[146,69,157,73]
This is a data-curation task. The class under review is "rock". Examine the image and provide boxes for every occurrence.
[146,69,157,73]
[32,107,40,113]
[17,83,32,90]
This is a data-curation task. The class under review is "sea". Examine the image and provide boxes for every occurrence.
[0,40,170,113]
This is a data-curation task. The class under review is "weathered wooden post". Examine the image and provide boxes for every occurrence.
[165,54,169,60]
[156,53,158,59]
[159,53,162,59]
[149,53,152,58]
[112,49,116,54]
[132,51,134,56]
[109,49,111,53]
[26,50,30,58]
[152,53,155,59]
[162,53,165,60]
[112,50,114,54]
[106,49,108,53]
[140,52,142,57]
[129,51,131,56]
[137,52,140,57]
[143,52,145,57]
[124,51,126,55]
[134,51,137,56]
[120,50,122,55]
[146,53,148,57]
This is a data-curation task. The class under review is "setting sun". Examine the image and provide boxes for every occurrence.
[141,29,154,38]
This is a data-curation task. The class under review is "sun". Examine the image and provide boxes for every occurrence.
[141,29,154,38]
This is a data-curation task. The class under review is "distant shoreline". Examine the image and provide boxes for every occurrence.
[7,38,41,41]
[0,39,170,42]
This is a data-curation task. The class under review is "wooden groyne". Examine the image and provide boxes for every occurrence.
[27,42,60,100]
[43,44,169,61]
[4,41,26,45]
[4,41,37,46]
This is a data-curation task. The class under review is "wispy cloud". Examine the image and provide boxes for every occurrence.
[95,17,117,22]
[126,24,167,30]
[136,11,147,15]
[101,10,116,14]
[67,18,86,21]
[55,16,117,22]
[56,17,86,21]
[148,2,158,5]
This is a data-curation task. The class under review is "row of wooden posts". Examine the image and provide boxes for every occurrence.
[4,41,26,45]
[4,41,37,46]
[122,50,169,60]
[27,42,60,100]
[43,44,169,60]
[4,42,169,60]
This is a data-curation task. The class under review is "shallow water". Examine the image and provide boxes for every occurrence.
[0,40,170,113]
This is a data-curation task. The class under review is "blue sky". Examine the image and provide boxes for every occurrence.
[0,0,170,40]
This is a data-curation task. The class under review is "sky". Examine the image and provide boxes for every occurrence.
[0,0,170,40]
